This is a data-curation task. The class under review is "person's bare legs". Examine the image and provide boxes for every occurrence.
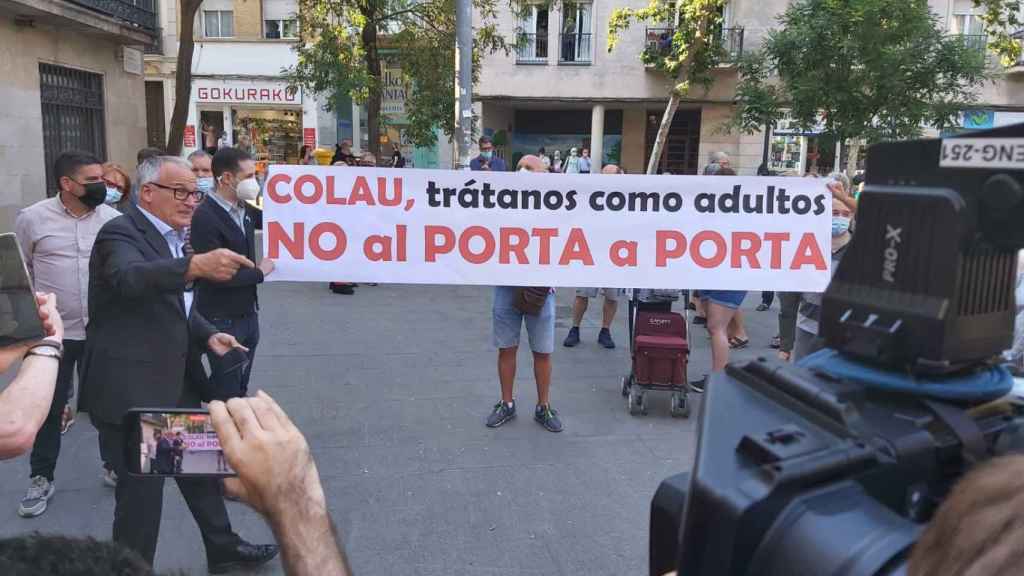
[533,352,551,406]
[602,297,618,329]
[572,296,588,327]
[728,309,749,341]
[498,347,517,403]
[707,302,739,372]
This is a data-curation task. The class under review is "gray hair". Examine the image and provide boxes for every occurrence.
[137,155,193,188]
[703,162,722,175]
[710,151,730,164]
[187,149,211,162]
[829,171,851,195]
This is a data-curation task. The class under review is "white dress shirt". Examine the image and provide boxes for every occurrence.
[137,205,193,316]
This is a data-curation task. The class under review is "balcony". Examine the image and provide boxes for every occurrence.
[4,0,157,43]
[516,32,548,64]
[955,33,989,55]
[67,0,157,32]
[643,26,744,66]
[560,33,592,64]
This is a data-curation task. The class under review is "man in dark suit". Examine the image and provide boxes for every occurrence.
[83,155,278,572]
[154,430,174,474]
[189,147,273,400]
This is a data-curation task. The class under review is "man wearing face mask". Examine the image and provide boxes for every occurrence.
[470,136,507,172]
[14,151,119,516]
[188,147,274,400]
[188,150,216,198]
[792,190,855,361]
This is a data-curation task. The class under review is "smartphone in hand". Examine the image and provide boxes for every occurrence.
[123,408,235,477]
[0,233,46,347]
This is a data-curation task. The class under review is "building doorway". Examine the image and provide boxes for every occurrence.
[645,108,701,174]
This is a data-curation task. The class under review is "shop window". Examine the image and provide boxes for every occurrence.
[204,10,234,38]
[265,19,298,39]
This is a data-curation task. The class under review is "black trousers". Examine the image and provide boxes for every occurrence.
[29,339,85,481]
[93,419,241,566]
[777,292,801,354]
[761,291,775,307]
[207,313,260,399]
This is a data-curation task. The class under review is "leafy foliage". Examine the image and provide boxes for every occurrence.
[731,0,991,143]
[286,0,507,153]
[972,0,1023,66]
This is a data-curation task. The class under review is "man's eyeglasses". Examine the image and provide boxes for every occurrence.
[149,181,205,202]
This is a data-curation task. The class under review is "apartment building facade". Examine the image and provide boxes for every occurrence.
[0,0,156,229]
[475,0,1024,175]
[144,0,334,167]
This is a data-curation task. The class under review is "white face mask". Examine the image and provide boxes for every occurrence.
[235,177,260,201]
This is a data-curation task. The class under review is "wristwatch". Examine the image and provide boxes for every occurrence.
[25,340,63,361]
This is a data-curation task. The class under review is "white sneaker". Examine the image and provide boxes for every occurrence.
[102,468,118,488]
[18,475,55,518]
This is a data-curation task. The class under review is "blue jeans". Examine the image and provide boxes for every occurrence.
[492,287,556,353]
[208,313,260,399]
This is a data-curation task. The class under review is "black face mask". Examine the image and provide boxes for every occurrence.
[78,181,107,208]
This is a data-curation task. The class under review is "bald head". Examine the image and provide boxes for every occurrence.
[601,164,623,174]
[517,154,547,173]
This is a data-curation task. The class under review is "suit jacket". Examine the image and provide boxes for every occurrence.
[155,437,174,473]
[189,196,263,318]
[81,205,218,425]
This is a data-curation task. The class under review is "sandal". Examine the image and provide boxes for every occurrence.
[729,337,750,350]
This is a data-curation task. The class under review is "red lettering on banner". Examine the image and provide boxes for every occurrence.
[266,174,292,203]
[396,225,407,262]
[267,222,304,259]
[260,88,271,101]
[425,226,455,262]
[364,234,393,261]
[764,233,790,269]
[731,232,762,269]
[692,231,727,268]
[379,177,402,207]
[790,233,827,270]
[459,226,495,264]
[610,240,638,267]
[656,231,687,267]
[294,175,323,204]
[309,223,346,260]
[325,176,346,205]
[500,228,530,264]
[531,228,558,265]
[349,176,376,206]
[559,228,594,266]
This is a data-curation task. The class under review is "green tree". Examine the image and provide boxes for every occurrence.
[973,0,1023,66]
[731,0,992,147]
[287,0,506,158]
[166,0,203,155]
[607,0,730,174]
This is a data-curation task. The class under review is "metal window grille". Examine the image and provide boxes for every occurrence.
[39,63,106,197]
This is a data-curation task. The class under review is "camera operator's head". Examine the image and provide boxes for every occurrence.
[0,534,169,575]
[909,455,1024,576]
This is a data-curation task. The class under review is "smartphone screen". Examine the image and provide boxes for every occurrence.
[0,233,45,347]
[123,409,235,477]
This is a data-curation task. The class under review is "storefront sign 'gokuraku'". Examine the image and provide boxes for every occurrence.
[263,166,833,291]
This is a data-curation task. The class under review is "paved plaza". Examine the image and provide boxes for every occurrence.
[0,283,780,575]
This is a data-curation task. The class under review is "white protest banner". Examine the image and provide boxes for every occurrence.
[182,432,222,452]
[262,167,832,291]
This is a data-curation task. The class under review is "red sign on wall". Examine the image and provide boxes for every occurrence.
[303,128,316,149]
[183,125,196,148]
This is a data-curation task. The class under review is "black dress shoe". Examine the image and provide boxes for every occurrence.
[208,542,280,574]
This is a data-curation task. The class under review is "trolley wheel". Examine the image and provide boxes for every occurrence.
[628,387,645,416]
[670,392,691,419]
[621,375,631,397]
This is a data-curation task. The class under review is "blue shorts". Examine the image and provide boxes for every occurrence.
[492,286,556,353]
[700,290,747,310]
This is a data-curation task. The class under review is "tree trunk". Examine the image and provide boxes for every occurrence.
[362,21,382,160]
[646,90,681,174]
[166,0,202,156]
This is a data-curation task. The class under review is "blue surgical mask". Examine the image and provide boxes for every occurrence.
[832,216,851,237]
[480,150,493,160]
[105,186,123,205]
[197,177,215,195]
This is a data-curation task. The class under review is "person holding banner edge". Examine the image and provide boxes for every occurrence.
[485,155,563,433]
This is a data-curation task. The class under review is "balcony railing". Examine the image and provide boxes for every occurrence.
[643,26,744,64]
[144,26,162,54]
[66,0,158,33]
[560,33,592,64]
[956,33,988,55]
[517,32,548,64]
